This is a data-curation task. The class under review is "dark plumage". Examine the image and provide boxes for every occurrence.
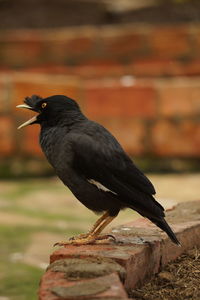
[17,94,180,246]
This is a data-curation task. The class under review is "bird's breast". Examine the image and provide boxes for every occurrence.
[40,127,63,165]
[40,126,74,175]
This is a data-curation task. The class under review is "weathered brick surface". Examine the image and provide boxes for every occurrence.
[0,116,15,155]
[1,23,200,160]
[151,120,200,156]
[160,220,200,266]
[84,83,157,118]
[150,27,191,58]
[103,32,145,58]
[13,73,80,108]
[38,200,200,299]
[1,25,200,73]
[193,27,200,55]
[130,59,181,77]
[22,125,43,157]
[50,243,162,294]
[158,83,200,117]
[0,77,9,113]
[0,71,198,158]
[65,37,95,56]
[52,210,198,272]
[39,272,128,300]
[1,41,43,67]
[75,61,126,78]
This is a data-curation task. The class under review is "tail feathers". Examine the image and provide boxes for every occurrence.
[149,217,181,246]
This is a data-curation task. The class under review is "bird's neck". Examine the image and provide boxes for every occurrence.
[41,111,87,128]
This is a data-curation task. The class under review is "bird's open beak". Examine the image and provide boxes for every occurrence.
[16,104,38,129]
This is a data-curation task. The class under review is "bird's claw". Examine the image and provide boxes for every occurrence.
[54,241,66,247]
[69,233,89,241]
[95,234,116,242]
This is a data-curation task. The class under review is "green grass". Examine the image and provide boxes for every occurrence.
[0,225,43,300]
[0,263,42,300]
[0,180,67,299]
[0,225,30,253]
[1,204,90,223]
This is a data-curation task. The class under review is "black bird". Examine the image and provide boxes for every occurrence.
[17,95,180,246]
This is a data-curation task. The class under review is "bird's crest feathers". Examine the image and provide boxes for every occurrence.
[24,95,43,109]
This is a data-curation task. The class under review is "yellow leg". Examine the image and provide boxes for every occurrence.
[88,211,111,234]
[91,214,116,235]
[54,211,117,246]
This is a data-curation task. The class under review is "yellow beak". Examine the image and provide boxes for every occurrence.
[16,104,37,129]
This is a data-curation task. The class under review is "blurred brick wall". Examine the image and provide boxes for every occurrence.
[1,25,200,76]
[0,24,200,159]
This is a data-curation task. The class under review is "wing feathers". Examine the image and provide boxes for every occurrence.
[71,124,161,216]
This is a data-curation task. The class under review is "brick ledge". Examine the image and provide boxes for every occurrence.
[39,200,200,299]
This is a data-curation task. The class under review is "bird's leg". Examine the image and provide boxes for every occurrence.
[91,214,116,236]
[69,211,110,240]
[88,214,117,243]
[55,212,116,246]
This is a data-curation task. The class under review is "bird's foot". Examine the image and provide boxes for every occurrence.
[93,234,116,244]
[54,234,116,247]
[69,232,91,241]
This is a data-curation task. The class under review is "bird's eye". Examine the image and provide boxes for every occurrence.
[41,103,47,109]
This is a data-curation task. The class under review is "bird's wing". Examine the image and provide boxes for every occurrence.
[70,130,165,216]
[71,129,156,198]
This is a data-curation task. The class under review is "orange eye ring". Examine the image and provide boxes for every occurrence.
[41,102,47,109]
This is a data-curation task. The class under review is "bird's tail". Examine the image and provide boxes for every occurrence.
[149,217,181,246]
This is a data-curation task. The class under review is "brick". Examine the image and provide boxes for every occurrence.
[161,220,200,266]
[103,32,145,58]
[24,62,126,79]
[158,85,200,117]
[66,37,94,56]
[130,59,182,77]
[193,28,200,56]
[74,60,126,78]
[48,256,126,281]
[0,26,197,70]
[43,41,70,64]
[151,120,200,156]
[37,41,66,65]
[80,59,121,67]
[0,41,43,67]
[0,116,15,155]
[41,37,94,65]
[13,73,80,108]
[150,27,191,58]
[0,78,8,112]
[48,200,200,294]
[100,118,146,155]
[24,59,200,78]
[160,201,200,265]
[22,125,43,157]
[181,60,200,76]
[23,64,70,75]
[84,83,157,118]
[51,241,162,292]
[39,271,128,300]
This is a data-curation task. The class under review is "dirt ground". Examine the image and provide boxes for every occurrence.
[130,248,200,300]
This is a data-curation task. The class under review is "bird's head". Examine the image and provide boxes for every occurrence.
[17,95,82,129]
